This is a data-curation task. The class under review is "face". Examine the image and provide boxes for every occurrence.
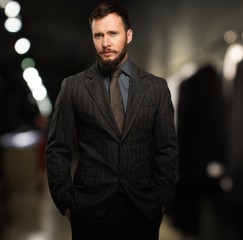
[91,13,133,71]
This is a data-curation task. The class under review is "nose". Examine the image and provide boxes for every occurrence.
[102,35,110,48]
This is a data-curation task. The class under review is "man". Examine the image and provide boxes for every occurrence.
[45,2,178,240]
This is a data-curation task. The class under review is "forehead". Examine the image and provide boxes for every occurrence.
[91,13,124,32]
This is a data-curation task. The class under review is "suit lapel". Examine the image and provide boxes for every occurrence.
[84,63,121,136]
[122,68,148,140]
[83,62,148,138]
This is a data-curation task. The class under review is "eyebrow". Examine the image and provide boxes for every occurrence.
[93,30,119,36]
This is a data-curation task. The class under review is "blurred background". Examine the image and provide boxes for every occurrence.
[1,0,243,239]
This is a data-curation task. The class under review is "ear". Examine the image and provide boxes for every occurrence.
[126,29,133,44]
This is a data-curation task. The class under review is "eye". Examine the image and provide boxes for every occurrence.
[94,33,103,39]
[110,31,118,37]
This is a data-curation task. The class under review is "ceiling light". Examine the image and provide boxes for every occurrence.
[14,37,31,54]
[4,1,21,17]
[4,17,22,32]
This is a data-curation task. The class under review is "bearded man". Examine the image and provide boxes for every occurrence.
[45,2,178,240]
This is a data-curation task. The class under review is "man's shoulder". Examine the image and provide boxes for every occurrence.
[132,63,167,85]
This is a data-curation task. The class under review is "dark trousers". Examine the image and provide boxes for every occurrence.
[71,192,163,240]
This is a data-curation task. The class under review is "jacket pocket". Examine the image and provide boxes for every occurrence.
[134,106,155,131]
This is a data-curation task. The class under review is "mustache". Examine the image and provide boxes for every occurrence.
[99,48,118,54]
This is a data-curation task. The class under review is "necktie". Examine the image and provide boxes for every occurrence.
[110,68,124,133]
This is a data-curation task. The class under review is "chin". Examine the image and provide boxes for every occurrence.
[102,55,115,62]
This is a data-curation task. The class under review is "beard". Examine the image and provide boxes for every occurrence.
[98,43,128,72]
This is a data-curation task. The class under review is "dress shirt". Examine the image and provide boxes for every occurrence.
[101,59,132,114]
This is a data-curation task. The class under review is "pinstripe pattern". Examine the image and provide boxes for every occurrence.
[45,61,178,220]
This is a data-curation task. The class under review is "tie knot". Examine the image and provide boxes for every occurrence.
[110,68,122,80]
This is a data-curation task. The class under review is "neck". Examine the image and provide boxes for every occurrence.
[116,53,128,68]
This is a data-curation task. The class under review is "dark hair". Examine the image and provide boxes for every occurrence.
[89,2,131,31]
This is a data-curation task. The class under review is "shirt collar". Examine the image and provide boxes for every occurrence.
[98,58,132,77]
[119,58,132,77]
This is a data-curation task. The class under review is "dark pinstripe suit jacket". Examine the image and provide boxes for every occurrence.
[45,61,178,220]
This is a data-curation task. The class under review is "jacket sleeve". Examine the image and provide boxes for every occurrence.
[153,79,179,212]
[45,77,75,215]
